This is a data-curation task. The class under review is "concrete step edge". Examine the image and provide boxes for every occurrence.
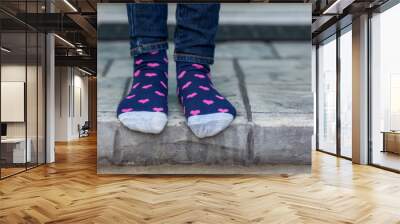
[98,23,310,41]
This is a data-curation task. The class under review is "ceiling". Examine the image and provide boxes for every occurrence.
[0,0,99,74]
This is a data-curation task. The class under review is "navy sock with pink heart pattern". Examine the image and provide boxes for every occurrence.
[176,62,236,138]
[117,50,169,134]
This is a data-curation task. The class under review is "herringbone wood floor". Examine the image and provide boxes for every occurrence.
[1,135,400,224]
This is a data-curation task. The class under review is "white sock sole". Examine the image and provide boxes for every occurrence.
[118,111,168,134]
[187,113,234,138]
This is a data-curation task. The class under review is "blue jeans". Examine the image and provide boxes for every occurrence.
[127,3,220,65]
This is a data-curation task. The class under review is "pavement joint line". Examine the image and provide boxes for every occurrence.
[102,59,114,77]
[121,77,131,106]
[266,41,281,59]
[233,58,252,122]
[233,58,255,164]
[246,127,255,164]
[112,129,121,160]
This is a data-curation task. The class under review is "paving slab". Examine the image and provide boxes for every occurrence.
[97,41,312,174]
[98,41,131,60]
[271,41,311,59]
[215,41,277,59]
[238,59,312,114]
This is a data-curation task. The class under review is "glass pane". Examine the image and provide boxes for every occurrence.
[38,32,45,165]
[318,36,337,154]
[371,4,400,171]
[1,30,27,177]
[340,29,352,158]
[27,30,38,169]
[312,45,317,150]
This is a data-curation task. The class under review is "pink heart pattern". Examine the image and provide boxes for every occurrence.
[155,91,165,96]
[147,63,160,68]
[182,81,192,90]
[215,95,224,100]
[194,74,206,79]
[138,99,149,104]
[135,59,143,65]
[178,71,186,79]
[145,73,157,77]
[187,92,198,99]
[190,110,201,116]
[203,99,214,105]
[132,82,140,89]
[126,94,136,99]
[218,108,229,113]
[198,86,210,91]
[121,108,133,113]
[134,70,141,77]
[153,107,163,112]
[192,64,204,69]
[160,81,167,89]
[142,84,152,89]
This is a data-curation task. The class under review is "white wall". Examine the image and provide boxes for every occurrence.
[71,73,89,138]
[54,67,89,141]
[55,66,69,141]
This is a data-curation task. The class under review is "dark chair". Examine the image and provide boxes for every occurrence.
[79,121,90,138]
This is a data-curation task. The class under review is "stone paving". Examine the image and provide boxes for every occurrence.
[97,41,313,174]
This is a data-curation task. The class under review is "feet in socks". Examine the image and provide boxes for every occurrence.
[176,62,236,138]
[117,50,169,134]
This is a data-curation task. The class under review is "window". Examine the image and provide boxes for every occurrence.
[317,35,337,154]
[339,27,352,158]
[370,3,400,171]
[0,1,47,179]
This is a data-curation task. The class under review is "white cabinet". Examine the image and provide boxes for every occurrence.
[1,138,31,163]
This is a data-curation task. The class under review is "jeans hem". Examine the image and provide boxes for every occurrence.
[130,41,168,56]
[174,53,214,65]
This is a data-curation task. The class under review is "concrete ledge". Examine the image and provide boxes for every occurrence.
[98,24,311,41]
[97,112,312,174]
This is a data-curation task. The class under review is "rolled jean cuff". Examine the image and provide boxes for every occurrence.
[174,53,214,65]
[130,41,168,57]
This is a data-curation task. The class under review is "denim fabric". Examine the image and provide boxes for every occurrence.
[126,3,168,56]
[127,3,220,65]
